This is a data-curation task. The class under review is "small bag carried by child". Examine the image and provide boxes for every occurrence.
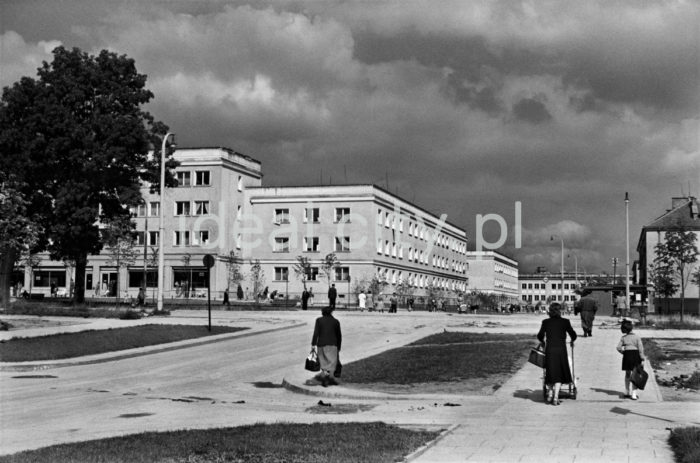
[305,348,320,372]
[630,364,648,390]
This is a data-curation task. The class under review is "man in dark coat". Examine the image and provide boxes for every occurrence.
[301,288,310,310]
[574,291,599,337]
[328,284,337,309]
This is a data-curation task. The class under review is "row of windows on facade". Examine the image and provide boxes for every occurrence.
[376,266,467,292]
[174,170,245,191]
[18,269,208,290]
[131,230,210,247]
[273,207,467,254]
[375,239,467,273]
[494,263,518,277]
[522,294,579,302]
[131,200,212,217]
[521,283,578,290]
[271,266,349,282]
[494,279,519,290]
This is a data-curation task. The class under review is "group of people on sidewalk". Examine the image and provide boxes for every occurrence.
[537,290,646,405]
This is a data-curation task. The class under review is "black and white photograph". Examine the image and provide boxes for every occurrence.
[1,1,699,462]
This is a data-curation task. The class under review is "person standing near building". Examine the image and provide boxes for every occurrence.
[390,293,398,313]
[366,290,374,312]
[574,290,599,337]
[328,284,337,309]
[358,290,366,312]
[301,288,310,310]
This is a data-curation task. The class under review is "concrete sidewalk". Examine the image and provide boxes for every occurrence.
[283,317,700,463]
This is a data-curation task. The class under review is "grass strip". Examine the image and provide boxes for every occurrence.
[0,325,247,362]
[343,332,533,384]
[0,422,440,463]
[668,426,700,463]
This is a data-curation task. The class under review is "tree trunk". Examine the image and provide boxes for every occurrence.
[680,283,685,322]
[74,254,88,304]
[0,247,18,309]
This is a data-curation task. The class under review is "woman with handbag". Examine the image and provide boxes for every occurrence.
[616,320,645,400]
[311,306,342,387]
[537,303,577,405]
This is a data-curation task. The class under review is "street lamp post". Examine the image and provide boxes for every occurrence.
[551,235,564,304]
[625,192,631,316]
[157,132,175,312]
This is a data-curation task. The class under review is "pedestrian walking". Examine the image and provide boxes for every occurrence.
[302,288,310,310]
[223,288,230,308]
[407,297,414,312]
[574,290,598,337]
[237,284,244,300]
[311,306,342,387]
[537,303,577,405]
[366,290,374,312]
[328,284,337,309]
[358,290,366,311]
[617,320,645,400]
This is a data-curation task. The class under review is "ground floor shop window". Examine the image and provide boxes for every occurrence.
[173,268,208,296]
[33,270,66,288]
[128,270,158,288]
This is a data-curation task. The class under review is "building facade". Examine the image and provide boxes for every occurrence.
[465,251,519,303]
[519,272,583,307]
[239,185,469,305]
[636,196,700,315]
[13,148,263,300]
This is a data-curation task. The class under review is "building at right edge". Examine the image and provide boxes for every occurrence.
[636,196,700,315]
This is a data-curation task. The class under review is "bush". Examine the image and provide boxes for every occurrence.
[119,310,142,320]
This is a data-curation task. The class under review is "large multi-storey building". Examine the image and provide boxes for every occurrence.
[465,251,519,303]
[240,185,469,304]
[13,148,263,299]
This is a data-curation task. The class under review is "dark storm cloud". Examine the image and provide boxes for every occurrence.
[1,0,698,273]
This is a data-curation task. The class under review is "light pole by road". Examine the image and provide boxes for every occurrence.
[551,235,564,304]
[625,192,631,314]
[568,253,579,287]
[157,132,175,312]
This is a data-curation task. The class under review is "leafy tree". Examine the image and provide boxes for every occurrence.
[103,218,139,306]
[293,256,312,290]
[648,246,678,314]
[0,179,42,306]
[654,231,698,321]
[223,251,245,292]
[320,253,341,289]
[0,46,175,304]
[249,259,265,303]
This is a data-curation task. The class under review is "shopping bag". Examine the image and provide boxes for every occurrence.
[305,348,320,372]
[630,364,648,390]
[528,345,545,368]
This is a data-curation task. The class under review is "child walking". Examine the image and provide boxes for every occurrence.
[616,320,645,400]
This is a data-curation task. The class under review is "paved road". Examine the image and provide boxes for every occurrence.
[1,310,698,462]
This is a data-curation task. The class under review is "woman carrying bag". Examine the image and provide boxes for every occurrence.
[311,306,342,387]
[537,303,577,405]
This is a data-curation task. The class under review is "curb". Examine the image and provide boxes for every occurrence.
[403,424,461,463]
[1,322,307,372]
[281,377,485,402]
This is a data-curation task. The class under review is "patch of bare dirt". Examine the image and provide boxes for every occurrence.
[649,338,700,402]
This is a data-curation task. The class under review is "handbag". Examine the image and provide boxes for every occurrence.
[630,364,648,390]
[334,359,342,378]
[528,345,546,369]
[305,348,320,372]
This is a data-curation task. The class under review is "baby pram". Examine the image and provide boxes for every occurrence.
[542,343,577,400]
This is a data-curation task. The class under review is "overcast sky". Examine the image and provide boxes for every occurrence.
[1,0,698,274]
